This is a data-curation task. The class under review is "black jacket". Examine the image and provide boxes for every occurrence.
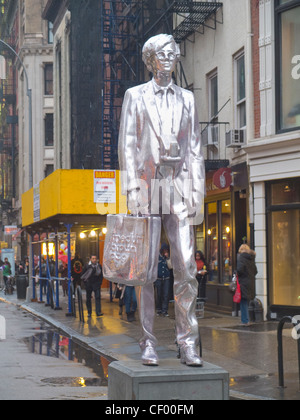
[81,263,103,290]
[237,252,258,301]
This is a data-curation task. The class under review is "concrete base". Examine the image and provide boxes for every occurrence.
[108,359,229,401]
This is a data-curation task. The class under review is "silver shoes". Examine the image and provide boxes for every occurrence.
[180,346,203,367]
[141,344,203,368]
[141,345,159,366]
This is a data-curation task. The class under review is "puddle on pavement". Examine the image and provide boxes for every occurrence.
[41,377,103,388]
[23,323,113,387]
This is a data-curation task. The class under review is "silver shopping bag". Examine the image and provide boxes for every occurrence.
[103,214,161,287]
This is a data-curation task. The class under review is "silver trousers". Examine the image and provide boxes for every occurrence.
[136,212,199,351]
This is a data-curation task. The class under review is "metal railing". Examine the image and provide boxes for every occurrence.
[32,276,85,323]
[277,316,300,389]
[32,276,71,314]
[77,286,85,323]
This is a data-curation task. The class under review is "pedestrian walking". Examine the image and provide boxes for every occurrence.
[155,245,171,317]
[40,258,48,296]
[236,244,258,326]
[3,258,11,287]
[123,286,137,322]
[81,255,103,318]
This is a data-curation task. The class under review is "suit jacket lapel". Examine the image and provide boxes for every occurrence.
[142,82,161,138]
[173,85,184,137]
[142,80,184,138]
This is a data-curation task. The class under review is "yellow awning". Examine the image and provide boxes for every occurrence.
[22,169,127,228]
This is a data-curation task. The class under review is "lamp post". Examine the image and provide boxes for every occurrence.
[0,39,33,189]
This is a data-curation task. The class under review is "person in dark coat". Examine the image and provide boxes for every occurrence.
[237,244,258,326]
[155,244,171,317]
[81,255,103,318]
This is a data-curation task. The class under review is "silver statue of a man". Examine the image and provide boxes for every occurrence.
[118,34,205,367]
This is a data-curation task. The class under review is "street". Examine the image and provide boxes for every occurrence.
[0,300,108,400]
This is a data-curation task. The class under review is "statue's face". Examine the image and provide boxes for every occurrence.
[151,43,177,74]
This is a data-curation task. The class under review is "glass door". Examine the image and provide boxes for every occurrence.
[207,202,218,283]
[221,200,232,284]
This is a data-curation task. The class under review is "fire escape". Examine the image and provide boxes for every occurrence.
[100,1,223,169]
[0,0,18,225]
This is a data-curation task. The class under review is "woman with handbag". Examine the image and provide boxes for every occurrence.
[236,244,258,326]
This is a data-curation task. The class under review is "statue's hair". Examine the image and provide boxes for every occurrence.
[142,34,181,72]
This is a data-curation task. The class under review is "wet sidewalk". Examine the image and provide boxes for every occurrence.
[1,288,299,400]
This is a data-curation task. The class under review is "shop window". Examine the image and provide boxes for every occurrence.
[270,179,300,206]
[267,178,300,307]
[221,200,232,284]
[195,224,204,255]
[269,209,300,306]
[205,199,232,284]
[275,1,300,132]
[207,202,218,283]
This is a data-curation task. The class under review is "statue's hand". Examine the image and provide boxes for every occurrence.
[127,189,140,215]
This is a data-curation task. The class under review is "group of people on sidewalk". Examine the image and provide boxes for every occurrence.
[11,241,257,327]
[110,242,258,327]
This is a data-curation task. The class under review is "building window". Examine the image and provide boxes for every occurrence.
[275,0,300,132]
[208,71,218,123]
[44,63,53,95]
[45,164,54,178]
[45,114,54,147]
[48,21,54,44]
[235,52,246,129]
[267,178,300,307]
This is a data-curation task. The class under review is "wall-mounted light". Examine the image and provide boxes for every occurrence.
[102,228,108,235]
[80,232,86,239]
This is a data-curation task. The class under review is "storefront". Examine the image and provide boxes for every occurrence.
[244,0,300,319]
[195,163,249,313]
[267,178,300,316]
[22,169,127,299]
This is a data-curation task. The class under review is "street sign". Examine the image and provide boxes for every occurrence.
[94,170,116,204]
[4,226,19,236]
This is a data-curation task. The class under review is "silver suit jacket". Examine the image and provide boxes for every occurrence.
[118,80,205,213]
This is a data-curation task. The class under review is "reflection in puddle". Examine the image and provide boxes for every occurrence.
[41,377,104,388]
[23,326,112,387]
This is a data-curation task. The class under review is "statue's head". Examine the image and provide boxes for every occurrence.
[142,34,181,75]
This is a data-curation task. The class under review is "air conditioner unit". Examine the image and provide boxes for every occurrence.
[202,125,219,147]
[226,129,246,148]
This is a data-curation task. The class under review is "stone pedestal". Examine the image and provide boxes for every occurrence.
[108,359,229,400]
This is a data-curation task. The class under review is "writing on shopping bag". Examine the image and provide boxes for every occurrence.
[110,234,144,267]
